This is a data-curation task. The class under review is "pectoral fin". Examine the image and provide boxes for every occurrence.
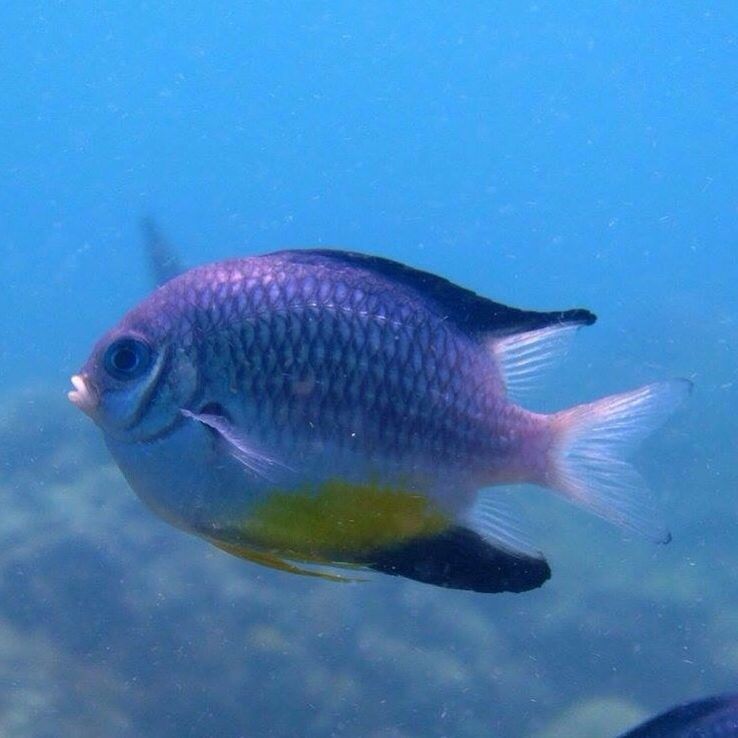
[182,407,289,481]
[366,526,551,593]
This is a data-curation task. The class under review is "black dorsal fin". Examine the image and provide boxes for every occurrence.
[283,249,596,338]
[141,217,184,287]
[366,526,551,594]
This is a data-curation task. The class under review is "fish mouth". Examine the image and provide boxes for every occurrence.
[68,374,98,417]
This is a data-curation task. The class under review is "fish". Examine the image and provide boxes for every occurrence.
[68,249,690,593]
[618,694,738,737]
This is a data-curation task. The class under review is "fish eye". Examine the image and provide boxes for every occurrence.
[103,337,152,380]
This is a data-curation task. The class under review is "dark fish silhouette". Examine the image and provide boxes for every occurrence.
[618,694,738,737]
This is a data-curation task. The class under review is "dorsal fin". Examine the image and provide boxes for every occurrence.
[280,249,596,338]
[141,217,184,286]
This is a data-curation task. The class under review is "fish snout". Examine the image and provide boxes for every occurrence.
[68,374,98,417]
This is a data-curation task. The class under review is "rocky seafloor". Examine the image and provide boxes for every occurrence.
[0,385,735,737]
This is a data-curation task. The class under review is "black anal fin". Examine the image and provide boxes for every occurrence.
[367,526,551,594]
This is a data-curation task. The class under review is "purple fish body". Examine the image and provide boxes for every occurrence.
[69,249,689,592]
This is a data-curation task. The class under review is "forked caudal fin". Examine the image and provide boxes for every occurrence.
[547,379,692,543]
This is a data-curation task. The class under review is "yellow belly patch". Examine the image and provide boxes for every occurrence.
[221,478,449,564]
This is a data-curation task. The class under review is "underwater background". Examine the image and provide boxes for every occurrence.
[1,3,737,736]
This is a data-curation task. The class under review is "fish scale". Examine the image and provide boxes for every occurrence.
[142,262,522,473]
[185,280,480,467]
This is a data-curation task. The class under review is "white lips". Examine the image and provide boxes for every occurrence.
[68,374,97,416]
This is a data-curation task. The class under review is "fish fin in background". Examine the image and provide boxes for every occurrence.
[490,324,584,399]
[367,526,551,593]
[548,379,692,544]
[617,694,738,737]
[141,217,184,286]
[280,249,596,338]
[181,408,290,481]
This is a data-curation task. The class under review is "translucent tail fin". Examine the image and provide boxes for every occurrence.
[548,379,692,543]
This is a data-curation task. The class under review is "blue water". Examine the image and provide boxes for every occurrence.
[1,3,736,736]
